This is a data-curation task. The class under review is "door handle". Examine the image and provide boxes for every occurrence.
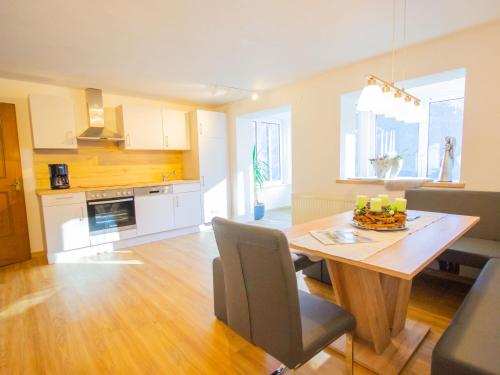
[10,178,21,192]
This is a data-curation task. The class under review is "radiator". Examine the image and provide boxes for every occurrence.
[292,193,355,224]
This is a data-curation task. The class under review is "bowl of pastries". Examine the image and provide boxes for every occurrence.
[352,195,408,231]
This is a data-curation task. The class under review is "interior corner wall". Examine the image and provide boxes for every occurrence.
[221,20,500,223]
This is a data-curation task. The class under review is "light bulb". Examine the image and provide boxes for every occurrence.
[357,78,383,112]
[376,85,393,117]
[251,92,259,100]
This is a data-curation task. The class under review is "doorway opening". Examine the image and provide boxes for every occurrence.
[235,106,292,228]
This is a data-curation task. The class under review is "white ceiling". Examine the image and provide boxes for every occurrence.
[1,0,499,104]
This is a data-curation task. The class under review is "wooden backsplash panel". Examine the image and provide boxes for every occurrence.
[34,141,183,189]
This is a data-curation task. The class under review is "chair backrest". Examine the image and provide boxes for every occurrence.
[212,217,302,361]
[405,189,500,241]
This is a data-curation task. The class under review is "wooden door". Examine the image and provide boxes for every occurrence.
[0,103,30,266]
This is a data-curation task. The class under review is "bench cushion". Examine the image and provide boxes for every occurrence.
[441,237,500,268]
[432,258,500,375]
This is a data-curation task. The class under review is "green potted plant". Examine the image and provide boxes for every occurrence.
[253,145,267,220]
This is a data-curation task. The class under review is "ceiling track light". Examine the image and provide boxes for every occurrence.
[210,84,259,100]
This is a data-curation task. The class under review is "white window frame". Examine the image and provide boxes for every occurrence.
[253,120,284,186]
[342,74,466,180]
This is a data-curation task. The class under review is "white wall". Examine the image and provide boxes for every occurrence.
[221,21,500,222]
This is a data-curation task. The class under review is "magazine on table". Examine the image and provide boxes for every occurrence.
[309,228,373,245]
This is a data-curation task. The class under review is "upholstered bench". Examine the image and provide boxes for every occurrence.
[405,189,500,269]
[432,258,500,374]
[213,253,316,324]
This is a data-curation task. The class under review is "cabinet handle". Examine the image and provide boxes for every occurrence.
[199,123,203,135]
[176,196,180,208]
[67,131,75,145]
[80,206,84,221]
[165,136,169,148]
[201,176,205,187]
[126,134,131,146]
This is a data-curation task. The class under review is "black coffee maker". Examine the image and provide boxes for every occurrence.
[49,164,70,189]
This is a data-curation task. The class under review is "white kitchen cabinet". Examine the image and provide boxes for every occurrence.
[173,191,202,229]
[197,110,227,139]
[135,192,175,236]
[41,193,90,255]
[162,109,190,150]
[199,137,228,222]
[117,105,164,150]
[183,110,229,223]
[29,94,77,149]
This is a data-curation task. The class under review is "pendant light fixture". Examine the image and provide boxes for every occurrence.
[356,0,423,123]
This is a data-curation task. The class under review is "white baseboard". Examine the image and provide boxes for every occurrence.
[48,226,200,264]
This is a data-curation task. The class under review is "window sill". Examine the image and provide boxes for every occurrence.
[336,178,465,189]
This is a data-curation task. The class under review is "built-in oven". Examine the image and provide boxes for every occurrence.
[86,188,136,245]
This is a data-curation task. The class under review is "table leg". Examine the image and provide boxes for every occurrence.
[325,259,429,375]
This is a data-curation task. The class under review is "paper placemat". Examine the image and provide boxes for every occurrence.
[289,212,446,261]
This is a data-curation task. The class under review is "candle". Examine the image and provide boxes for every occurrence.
[356,195,368,209]
[370,198,382,212]
[378,194,389,207]
[395,198,407,212]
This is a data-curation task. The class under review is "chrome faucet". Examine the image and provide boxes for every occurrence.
[162,170,177,182]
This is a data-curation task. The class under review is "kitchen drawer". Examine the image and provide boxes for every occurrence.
[41,192,86,207]
[172,182,201,194]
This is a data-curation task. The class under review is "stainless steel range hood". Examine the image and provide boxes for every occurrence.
[77,88,125,141]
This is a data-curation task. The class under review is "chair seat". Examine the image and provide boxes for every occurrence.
[299,290,356,362]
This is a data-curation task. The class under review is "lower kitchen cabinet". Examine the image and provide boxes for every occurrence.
[135,192,175,236]
[173,191,202,228]
[41,193,90,253]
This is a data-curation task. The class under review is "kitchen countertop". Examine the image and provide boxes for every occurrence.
[36,180,201,196]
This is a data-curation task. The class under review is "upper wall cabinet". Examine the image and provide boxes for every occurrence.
[117,105,164,150]
[117,105,190,151]
[29,94,77,149]
[197,110,227,139]
[162,109,190,150]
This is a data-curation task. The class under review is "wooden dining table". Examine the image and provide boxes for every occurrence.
[284,210,479,375]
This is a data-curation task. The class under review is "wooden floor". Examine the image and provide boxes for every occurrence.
[0,225,471,374]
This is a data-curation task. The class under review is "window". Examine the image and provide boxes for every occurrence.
[254,121,282,184]
[340,69,466,181]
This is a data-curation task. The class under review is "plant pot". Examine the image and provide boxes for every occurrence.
[370,159,391,179]
[254,203,265,220]
[387,159,403,179]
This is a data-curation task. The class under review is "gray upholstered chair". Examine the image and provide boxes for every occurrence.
[212,217,356,374]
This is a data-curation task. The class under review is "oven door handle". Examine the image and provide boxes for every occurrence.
[87,197,134,205]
